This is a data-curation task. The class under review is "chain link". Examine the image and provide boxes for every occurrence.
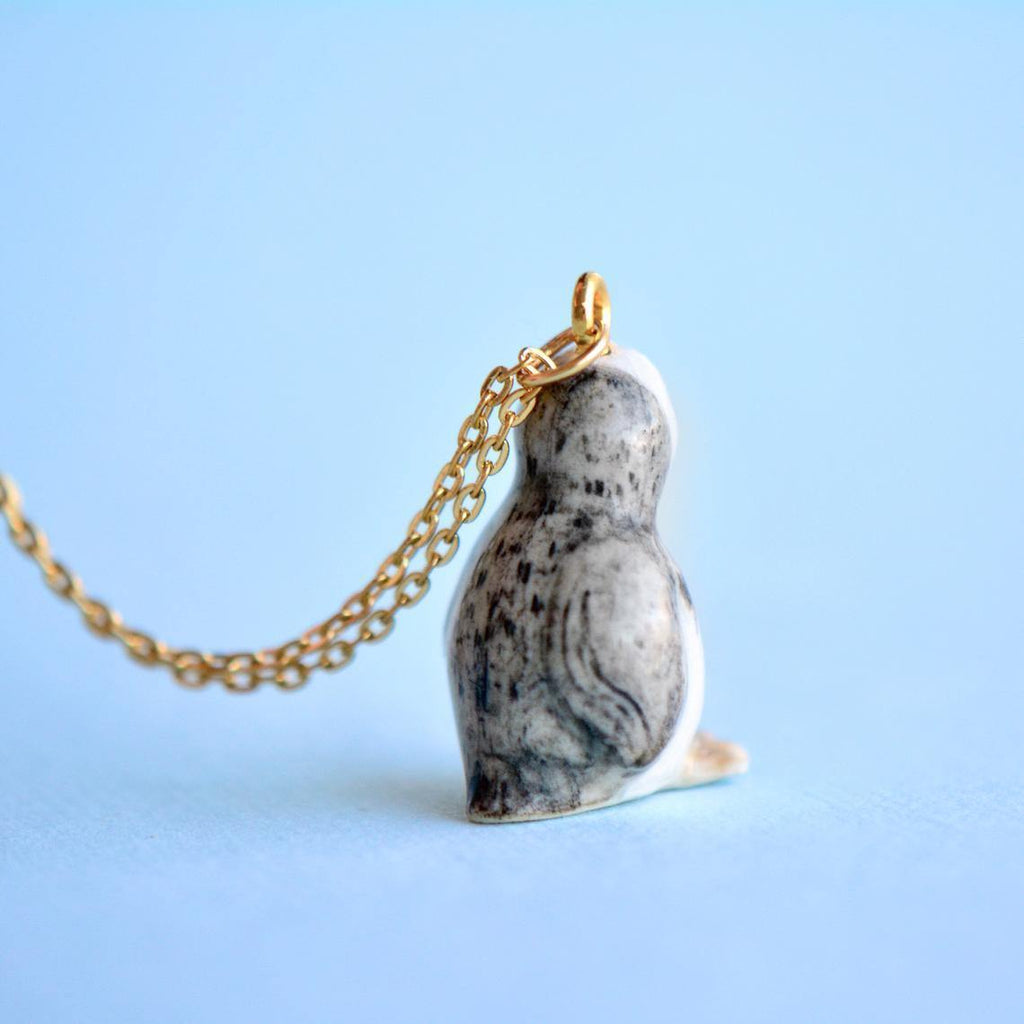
[0,271,611,693]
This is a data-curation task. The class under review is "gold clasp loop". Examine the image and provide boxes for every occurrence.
[518,271,612,387]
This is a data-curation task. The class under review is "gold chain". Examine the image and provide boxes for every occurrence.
[0,272,611,693]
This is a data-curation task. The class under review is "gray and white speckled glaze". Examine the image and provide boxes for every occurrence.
[446,347,747,822]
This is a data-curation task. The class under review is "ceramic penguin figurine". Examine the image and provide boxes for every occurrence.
[446,345,747,822]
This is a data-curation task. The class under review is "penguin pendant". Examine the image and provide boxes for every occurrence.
[447,346,748,822]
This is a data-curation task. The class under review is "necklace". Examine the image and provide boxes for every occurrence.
[1,272,747,821]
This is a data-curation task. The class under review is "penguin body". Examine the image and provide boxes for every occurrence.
[446,347,746,821]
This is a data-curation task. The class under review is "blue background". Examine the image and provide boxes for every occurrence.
[1,5,1021,1022]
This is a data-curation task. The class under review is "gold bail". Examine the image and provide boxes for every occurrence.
[517,272,612,387]
[571,271,611,343]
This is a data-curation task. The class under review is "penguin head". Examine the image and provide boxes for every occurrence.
[517,346,678,518]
